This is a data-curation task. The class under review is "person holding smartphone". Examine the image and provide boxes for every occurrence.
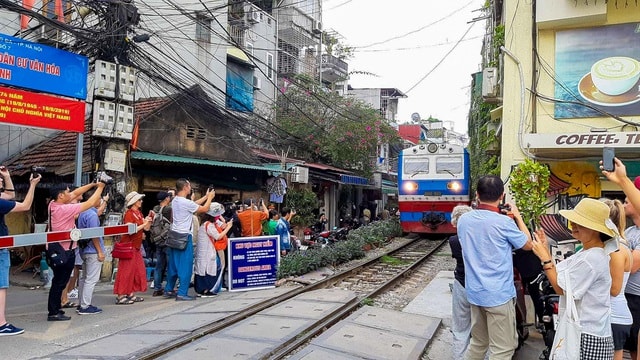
[238,198,268,237]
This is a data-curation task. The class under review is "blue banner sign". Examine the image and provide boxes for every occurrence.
[0,33,88,99]
[228,235,279,291]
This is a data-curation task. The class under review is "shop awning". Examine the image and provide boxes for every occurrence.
[382,179,397,194]
[131,151,293,174]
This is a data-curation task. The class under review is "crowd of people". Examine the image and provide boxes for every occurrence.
[0,175,303,336]
[448,158,640,360]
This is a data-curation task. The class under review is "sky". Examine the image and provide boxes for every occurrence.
[322,0,488,134]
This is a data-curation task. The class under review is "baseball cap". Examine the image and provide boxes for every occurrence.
[157,191,171,202]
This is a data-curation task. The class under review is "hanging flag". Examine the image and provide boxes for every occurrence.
[20,0,34,29]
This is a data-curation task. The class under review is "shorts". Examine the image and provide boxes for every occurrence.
[612,323,631,350]
[624,293,640,351]
[0,249,10,288]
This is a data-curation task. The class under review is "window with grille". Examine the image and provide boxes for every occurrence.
[195,15,211,43]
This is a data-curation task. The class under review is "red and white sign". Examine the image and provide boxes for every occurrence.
[0,85,85,132]
[0,224,136,249]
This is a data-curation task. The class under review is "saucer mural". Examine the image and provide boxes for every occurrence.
[578,73,640,107]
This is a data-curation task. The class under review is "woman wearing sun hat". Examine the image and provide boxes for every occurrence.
[114,191,152,305]
[532,198,616,358]
[194,202,233,297]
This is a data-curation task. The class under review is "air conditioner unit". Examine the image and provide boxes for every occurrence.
[482,67,499,99]
[247,10,260,24]
[252,75,262,90]
[291,166,309,184]
[312,20,322,34]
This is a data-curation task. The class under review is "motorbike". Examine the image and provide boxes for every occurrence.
[532,271,559,360]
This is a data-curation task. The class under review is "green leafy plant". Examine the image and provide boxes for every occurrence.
[285,187,318,228]
[508,159,550,228]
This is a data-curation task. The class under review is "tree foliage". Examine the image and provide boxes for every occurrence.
[275,77,400,177]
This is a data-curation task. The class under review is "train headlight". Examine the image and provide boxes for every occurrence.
[403,181,418,193]
[447,181,462,192]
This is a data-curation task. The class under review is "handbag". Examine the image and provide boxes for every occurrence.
[549,270,581,360]
[46,242,73,268]
[165,230,190,250]
[112,240,134,259]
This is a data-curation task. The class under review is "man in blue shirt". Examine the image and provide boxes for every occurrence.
[275,207,296,256]
[76,188,108,315]
[457,175,533,360]
[0,169,40,336]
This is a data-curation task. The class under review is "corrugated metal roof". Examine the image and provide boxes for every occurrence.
[131,151,292,173]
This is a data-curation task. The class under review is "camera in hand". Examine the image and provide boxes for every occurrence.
[498,203,511,213]
[96,171,114,185]
[208,185,215,192]
[31,166,45,178]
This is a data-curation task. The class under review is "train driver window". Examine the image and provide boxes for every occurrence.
[436,156,462,175]
[404,158,429,176]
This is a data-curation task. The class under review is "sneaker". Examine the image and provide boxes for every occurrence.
[0,323,24,336]
[47,313,71,321]
[199,292,217,298]
[163,291,177,299]
[77,305,103,315]
[67,288,78,299]
[152,289,164,297]
[175,295,196,301]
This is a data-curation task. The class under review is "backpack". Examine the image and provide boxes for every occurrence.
[149,206,171,246]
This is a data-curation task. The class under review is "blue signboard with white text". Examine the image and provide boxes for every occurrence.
[228,235,279,291]
[0,33,88,99]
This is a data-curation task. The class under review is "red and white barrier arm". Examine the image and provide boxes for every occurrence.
[0,224,137,249]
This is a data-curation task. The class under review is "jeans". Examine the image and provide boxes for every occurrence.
[165,238,193,297]
[452,279,471,359]
[47,252,75,316]
[78,253,101,308]
[154,246,168,290]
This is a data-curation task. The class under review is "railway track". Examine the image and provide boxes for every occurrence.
[139,236,448,359]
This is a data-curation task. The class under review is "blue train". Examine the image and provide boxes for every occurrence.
[397,141,471,235]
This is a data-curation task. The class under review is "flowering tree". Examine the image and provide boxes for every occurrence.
[275,77,400,177]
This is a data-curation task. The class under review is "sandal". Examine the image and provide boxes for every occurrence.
[128,296,144,302]
[115,297,135,305]
[62,302,78,309]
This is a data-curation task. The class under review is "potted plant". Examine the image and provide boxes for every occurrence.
[508,159,550,228]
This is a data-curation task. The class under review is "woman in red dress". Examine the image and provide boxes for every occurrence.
[114,191,152,304]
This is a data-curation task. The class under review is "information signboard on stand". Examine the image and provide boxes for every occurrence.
[228,235,279,292]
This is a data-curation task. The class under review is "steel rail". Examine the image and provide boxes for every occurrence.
[136,235,435,359]
[263,238,447,360]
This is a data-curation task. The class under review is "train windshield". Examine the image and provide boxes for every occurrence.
[404,158,429,176]
[436,156,463,175]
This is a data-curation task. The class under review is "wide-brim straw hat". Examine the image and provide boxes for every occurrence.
[125,191,145,207]
[559,198,616,238]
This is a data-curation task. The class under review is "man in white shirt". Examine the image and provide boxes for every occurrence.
[164,179,214,301]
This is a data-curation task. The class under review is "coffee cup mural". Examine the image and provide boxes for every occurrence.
[590,57,640,96]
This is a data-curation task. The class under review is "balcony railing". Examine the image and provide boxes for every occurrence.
[320,54,348,83]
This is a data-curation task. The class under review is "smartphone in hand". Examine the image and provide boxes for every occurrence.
[603,147,615,172]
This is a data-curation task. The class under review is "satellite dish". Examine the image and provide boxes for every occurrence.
[411,112,421,122]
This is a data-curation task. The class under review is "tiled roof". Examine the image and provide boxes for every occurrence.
[134,97,173,121]
[3,120,92,176]
[547,169,571,197]
[540,213,573,241]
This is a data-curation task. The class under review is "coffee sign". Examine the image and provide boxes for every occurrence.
[524,132,640,148]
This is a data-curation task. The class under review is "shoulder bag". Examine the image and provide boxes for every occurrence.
[111,239,134,259]
[165,230,190,250]
[45,201,75,268]
[549,269,581,359]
